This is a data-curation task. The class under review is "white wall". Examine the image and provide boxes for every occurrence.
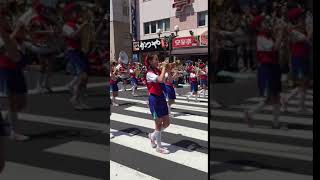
[137,0,208,39]
[138,0,207,22]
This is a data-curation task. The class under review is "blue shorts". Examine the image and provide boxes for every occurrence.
[257,63,281,97]
[165,85,176,100]
[190,82,198,93]
[200,80,207,87]
[0,68,27,97]
[110,83,119,92]
[66,49,89,75]
[130,77,138,86]
[149,94,168,119]
[291,57,310,81]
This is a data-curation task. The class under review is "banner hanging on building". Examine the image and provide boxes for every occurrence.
[172,36,199,49]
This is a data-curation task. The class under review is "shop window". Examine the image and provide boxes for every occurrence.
[150,21,157,33]
[144,22,150,34]
[144,19,170,35]
[198,11,208,27]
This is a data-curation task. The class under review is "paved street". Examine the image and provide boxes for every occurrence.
[0,71,107,180]
[210,79,313,180]
[110,85,208,180]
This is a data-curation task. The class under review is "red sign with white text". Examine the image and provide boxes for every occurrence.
[172,36,199,48]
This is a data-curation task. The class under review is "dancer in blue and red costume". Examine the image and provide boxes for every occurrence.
[110,60,119,106]
[244,15,285,128]
[186,64,199,102]
[282,8,312,114]
[129,62,139,96]
[62,2,90,110]
[145,53,171,154]
[198,62,208,98]
[0,1,30,141]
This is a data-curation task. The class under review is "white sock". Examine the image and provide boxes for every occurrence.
[37,73,44,88]
[6,111,17,131]
[132,85,137,94]
[72,85,81,103]
[153,130,161,147]
[272,104,281,126]
[68,76,79,88]
[42,73,49,88]
[112,96,116,104]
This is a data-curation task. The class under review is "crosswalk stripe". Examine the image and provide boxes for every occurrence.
[232,104,313,114]
[210,121,312,140]
[28,82,107,95]
[45,141,108,162]
[0,162,101,180]
[3,111,106,131]
[124,106,208,124]
[110,161,159,180]
[247,97,313,106]
[211,136,312,161]
[211,162,313,180]
[176,96,208,102]
[213,109,312,125]
[115,97,207,113]
[111,113,208,141]
[110,129,208,172]
[173,99,208,106]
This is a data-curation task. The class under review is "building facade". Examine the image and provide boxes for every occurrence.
[131,0,208,62]
[110,0,132,61]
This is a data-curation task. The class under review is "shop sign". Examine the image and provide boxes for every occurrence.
[133,41,140,52]
[139,38,163,52]
[200,31,208,46]
[172,36,199,48]
[172,0,193,13]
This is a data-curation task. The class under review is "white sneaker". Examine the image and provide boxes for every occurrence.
[186,96,190,102]
[112,103,119,107]
[110,133,114,139]
[35,87,48,94]
[10,131,29,141]
[79,103,91,109]
[156,147,170,154]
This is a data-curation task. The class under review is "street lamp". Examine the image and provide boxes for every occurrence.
[174,25,179,35]
[156,28,162,39]
[157,25,179,60]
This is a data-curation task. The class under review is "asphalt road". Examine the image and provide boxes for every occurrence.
[110,84,208,180]
[210,78,313,180]
[0,71,108,180]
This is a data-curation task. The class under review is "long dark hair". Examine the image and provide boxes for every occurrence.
[145,52,161,73]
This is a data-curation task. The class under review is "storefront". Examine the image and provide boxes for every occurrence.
[132,31,208,63]
[171,30,208,62]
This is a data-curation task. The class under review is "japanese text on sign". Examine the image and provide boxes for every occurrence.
[140,39,161,51]
[172,36,199,48]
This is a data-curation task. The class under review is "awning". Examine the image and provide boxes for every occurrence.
[171,47,208,55]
